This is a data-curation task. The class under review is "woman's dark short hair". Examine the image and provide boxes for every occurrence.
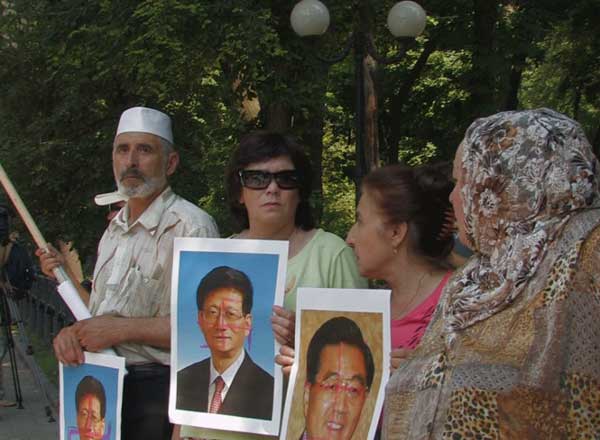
[225,131,315,230]
[362,162,454,265]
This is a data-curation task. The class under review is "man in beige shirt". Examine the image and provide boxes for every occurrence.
[38,106,219,440]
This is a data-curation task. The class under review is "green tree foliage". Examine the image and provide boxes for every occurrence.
[1,0,598,264]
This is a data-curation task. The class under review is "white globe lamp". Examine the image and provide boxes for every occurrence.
[291,0,331,37]
[387,1,427,38]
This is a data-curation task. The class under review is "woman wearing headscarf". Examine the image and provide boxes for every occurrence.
[384,108,600,439]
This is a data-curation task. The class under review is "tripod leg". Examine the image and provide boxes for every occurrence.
[6,331,24,408]
[7,294,58,421]
[1,291,24,408]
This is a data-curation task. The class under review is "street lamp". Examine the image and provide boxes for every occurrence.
[291,0,426,188]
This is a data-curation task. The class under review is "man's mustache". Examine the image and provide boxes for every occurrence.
[119,168,146,182]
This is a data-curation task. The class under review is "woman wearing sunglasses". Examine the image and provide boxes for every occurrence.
[228,131,367,359]
[227,131,367,317]
[175,131,365,440]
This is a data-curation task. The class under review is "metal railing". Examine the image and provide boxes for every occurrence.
[4,276,62,420]
[16,276,75,344]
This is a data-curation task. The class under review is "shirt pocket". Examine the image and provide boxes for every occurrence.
[119,264,164,318]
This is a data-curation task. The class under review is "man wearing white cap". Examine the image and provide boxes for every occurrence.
[37,106,219,440]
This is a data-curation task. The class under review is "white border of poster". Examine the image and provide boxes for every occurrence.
[169,237,287,436]
[59,351,126,440]
[280,287,391,440]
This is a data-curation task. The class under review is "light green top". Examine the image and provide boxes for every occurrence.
[283,228,367,310]
[180,229,366,440]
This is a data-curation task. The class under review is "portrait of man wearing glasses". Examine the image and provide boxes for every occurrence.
[176,265,274,420]
[302,316,374,440]
[74,375,107,440]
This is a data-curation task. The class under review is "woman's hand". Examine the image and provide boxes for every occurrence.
[271,305,295,347]
[275,345,295,376]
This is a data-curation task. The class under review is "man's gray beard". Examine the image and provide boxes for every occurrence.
[117,175,166,198]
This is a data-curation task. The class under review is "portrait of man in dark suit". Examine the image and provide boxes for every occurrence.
[176,265,274,420]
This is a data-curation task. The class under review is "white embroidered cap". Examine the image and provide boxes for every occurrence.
[115,106,173,144]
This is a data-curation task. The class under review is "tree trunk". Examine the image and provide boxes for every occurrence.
[573,88,582,121]
[503,54,525,110]
[264,102,292,132]
[385,37,437,164]
[302,114,325,224]
[363,54,380,173]
[470,0,500,116]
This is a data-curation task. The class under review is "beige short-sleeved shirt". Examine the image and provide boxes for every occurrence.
[89,187,219,365]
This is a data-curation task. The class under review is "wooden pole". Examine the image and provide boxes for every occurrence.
[0,162,118,356]
[0,162,91,320]
[0,163,49,250]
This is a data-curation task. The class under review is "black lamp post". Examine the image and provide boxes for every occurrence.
[291,0,427,187]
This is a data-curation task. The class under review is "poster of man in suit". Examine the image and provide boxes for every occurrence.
[60,352,126,440]
[169,237,287,436]
[280,288,390,440]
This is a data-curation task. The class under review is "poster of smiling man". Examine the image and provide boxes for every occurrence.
[60,352,126,440]
[169,237,287,436]
[281,288,390,440]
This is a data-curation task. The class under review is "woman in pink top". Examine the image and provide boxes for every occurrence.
[343,163,456,440]
[346,162,456,368]
[275,163,457,376]
[390,271,452,350]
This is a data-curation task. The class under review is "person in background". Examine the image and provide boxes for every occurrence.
[0,205,34,407]
[0,206,34,301]
[37,106,219,440]
[176,131,365,440]
[384,108,600,438]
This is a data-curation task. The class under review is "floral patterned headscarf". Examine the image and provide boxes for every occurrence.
[444,108,600,332]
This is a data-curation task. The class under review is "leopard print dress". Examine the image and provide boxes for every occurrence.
[384,216,600,439]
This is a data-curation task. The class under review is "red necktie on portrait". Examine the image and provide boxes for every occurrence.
[209,376,225,414]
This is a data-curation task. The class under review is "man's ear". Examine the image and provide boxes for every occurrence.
[303,381,311,417]
[244,314,252,337]
[166,151,179,176]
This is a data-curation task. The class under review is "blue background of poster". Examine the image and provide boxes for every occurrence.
[176,250,279,374]
[63,363,119,440]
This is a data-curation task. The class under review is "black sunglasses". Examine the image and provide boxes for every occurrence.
[238,169,301,190]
